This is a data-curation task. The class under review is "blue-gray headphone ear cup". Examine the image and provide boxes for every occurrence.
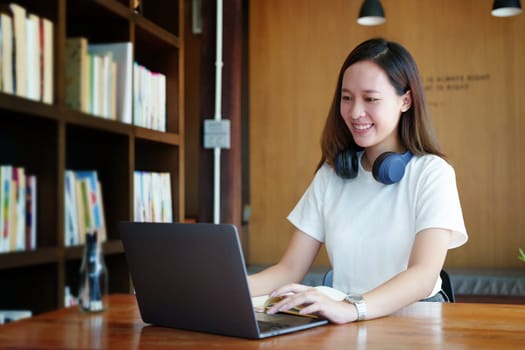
[335,149,358,179]
[372,151,413,184]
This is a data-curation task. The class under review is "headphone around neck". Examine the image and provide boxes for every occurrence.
[335,149,413,185]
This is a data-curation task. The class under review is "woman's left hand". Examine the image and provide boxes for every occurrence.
[266,283,357,324]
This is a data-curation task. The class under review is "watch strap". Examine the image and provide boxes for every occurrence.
[344,294,367,321]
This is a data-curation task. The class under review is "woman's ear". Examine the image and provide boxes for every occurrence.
[401,90,412,112]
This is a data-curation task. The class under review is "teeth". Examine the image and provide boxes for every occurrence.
[354,124,372,130]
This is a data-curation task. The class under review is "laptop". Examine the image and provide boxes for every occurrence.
[119,222,328,339]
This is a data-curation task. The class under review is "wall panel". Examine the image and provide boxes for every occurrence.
[249,0,525,268]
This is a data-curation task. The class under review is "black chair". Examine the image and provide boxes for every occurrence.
[322,269,455,302]
[440,269,455,302]
[322,269,333,287]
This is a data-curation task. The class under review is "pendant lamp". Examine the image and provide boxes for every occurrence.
[357,0,386,26]
[492,0,522,17]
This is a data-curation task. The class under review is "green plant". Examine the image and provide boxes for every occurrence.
[519,248,525,263]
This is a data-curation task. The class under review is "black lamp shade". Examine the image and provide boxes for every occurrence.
[357,0,386,26]
[492,0,522,17]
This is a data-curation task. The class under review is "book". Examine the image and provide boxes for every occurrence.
[25,174,36,250]
[75,178,92,244]
[64,170,79,246]
[95,180,107,242]
[0,165,12,252]
[88,42,133,124]
[133,171,144,222]
[88,53,101,116]
[65,37,89,113]
[25,12,40,101]
[8,166,22,251]
[0,11,13,94]
[75,171,106,242]
[10,2,26,98]
[41,17,53,104]
[13,166,26,251]
[0,167,4,252]
[160,172,172,222]
[251,286,347,319]
[99,53,111,118]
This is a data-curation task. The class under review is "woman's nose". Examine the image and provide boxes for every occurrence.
[349,102,365,120]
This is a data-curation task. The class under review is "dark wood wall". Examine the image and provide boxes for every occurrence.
[184,0,244,235]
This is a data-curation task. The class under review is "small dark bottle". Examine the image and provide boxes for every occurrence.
[78,231,108,312]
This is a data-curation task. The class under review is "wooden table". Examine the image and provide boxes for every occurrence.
[0,294,524,349]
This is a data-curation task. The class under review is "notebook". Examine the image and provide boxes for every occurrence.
[119,222,329,339]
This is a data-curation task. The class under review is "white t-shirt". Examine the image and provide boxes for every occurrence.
[287,152,468,297]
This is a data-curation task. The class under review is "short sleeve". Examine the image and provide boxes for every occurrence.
[415,159,468,249]
[287,165,331,243]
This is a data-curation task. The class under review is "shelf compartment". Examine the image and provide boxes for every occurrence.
[133,43,181,135]
[0,263,59,314]
[135,139,180,221]
[134,14,180,49]
[135,0,180,37]
[66,125,131,241]
[66,0,131,43]
[0,113,59,248]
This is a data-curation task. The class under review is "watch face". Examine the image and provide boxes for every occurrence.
[346,294,364,302]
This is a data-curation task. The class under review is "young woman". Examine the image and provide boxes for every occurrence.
[248,38,468,324]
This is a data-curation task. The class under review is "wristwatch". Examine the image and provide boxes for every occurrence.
[343,294,367,321]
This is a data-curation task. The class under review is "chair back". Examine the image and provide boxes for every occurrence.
[322,269,333,287]
[440,269,455,302]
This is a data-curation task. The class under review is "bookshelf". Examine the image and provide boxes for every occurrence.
[0,0,184,315]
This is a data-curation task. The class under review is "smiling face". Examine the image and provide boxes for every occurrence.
[340,60,411,157]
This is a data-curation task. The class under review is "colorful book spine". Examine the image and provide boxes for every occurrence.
[133,171,172,223]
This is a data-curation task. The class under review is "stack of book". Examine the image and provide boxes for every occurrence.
[134,171,172,223]
[65,38,133,123]
[64,170,106,247]
[0,3,53,104]
[0,165,37,253]
[133,63,167,131]
[65,37,167,132]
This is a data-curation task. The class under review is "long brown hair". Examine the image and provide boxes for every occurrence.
[317,38,443,171]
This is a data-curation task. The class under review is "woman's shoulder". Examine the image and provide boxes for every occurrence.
[316,162,337,177]
[409,154,457,182]
[311,162,342,187]
[411,153,454,171]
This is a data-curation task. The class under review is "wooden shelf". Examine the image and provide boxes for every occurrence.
[63,109,132,136]
[0,0,185,314]
[0,248,60,270]
[0,93,60,121]
[135,127,181,145]
[63,239,124,260]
